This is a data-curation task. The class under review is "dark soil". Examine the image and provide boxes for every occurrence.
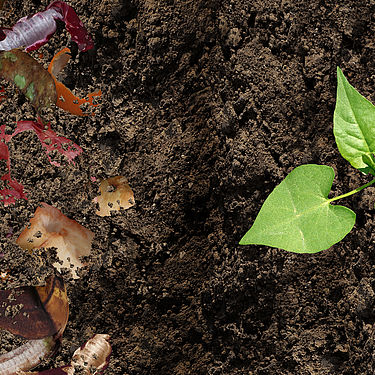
[1,0,375,374]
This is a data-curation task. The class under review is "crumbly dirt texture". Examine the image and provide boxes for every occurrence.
[0,0,375,374]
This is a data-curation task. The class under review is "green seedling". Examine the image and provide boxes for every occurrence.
[240,67,375,253]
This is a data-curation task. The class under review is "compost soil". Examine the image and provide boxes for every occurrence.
[0,0,375,374]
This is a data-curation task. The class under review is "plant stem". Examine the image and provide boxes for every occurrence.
[328,177,375,202]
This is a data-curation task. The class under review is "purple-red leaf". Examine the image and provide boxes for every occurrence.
[0,117,82,206]
[47,1,94,52]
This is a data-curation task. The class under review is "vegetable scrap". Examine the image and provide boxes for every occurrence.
[94,176,135,217]
[0,49,57,113]
[0,1,93,52]
[0,124,27,206]
[0,274,68,339]
[17,203,94,279]
[0,336,59,375]
[19,334,111,374]
[48,48,102,116]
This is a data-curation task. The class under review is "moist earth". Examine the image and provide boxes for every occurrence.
[0,0,375,374]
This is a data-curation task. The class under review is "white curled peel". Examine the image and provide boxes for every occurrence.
[0,8,62,51]
[0,1,94,52]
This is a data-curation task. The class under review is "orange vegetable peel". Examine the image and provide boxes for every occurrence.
[48,48,101,116]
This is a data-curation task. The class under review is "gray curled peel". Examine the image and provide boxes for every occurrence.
[0,274,68,374]
[20,334,112,375]
[0,336,60,375]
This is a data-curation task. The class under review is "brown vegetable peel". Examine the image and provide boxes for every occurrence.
[16,203,94,279]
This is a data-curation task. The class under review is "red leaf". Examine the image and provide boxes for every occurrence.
[0,174,27,206]
[0,116,82,205]
[11,118,83,166]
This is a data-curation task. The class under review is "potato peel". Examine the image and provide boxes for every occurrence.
[16,203,94,279]
[95,176,135,217]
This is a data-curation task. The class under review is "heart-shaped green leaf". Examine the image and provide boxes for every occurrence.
[239,164,355,253]
[334,67,375,173]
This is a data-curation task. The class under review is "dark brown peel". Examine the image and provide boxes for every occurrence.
[0,274,68,339]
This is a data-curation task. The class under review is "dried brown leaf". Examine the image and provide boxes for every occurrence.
[0,49,56,112]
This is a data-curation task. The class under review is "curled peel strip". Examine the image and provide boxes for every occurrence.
[19,334,112,374]
[0,274,68,374]
[48,48,102,116]
[0,336,59,375]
